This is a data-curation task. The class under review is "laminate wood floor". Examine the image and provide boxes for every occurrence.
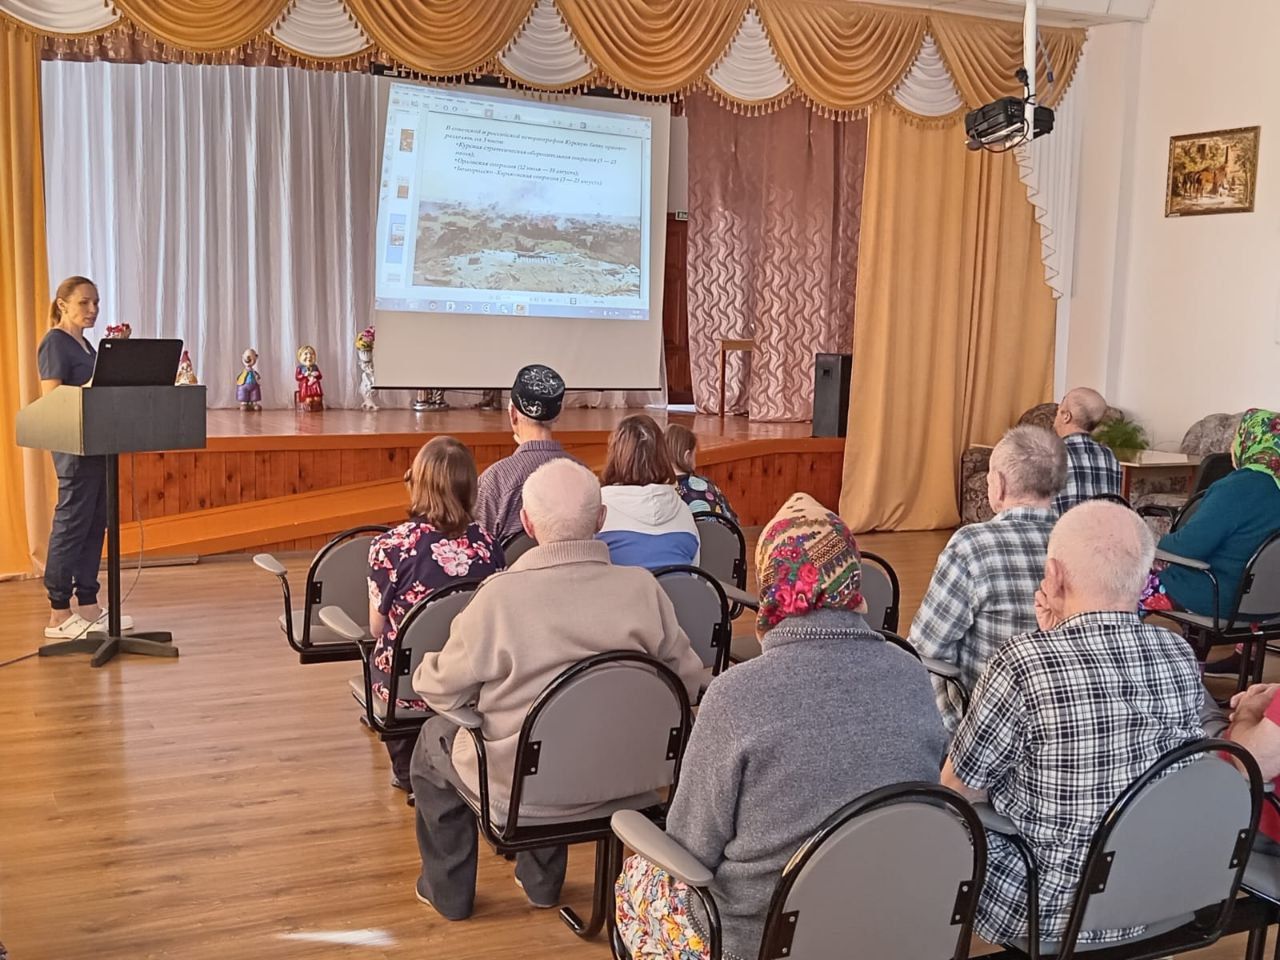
[0,530,1266,959]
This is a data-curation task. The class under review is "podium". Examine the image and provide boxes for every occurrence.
[17,385,207,667]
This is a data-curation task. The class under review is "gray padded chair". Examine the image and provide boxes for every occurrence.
[983,739,1264,960]
[1153,526,1280,692]
[611,782,988,960]
[254,524,389,664]
[501,530,538,565]
[654,565,731,676]
[321,580,480,741]
[695,514,757,612]
[445,651,693,943]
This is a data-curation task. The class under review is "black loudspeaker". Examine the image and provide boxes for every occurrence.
[812,353,852,438]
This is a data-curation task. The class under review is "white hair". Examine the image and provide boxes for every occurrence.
[993,425,1068,500]
[521,459,601,543]
[1049,501,1155,608]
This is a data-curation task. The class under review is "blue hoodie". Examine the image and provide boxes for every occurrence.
[598,483,701,571]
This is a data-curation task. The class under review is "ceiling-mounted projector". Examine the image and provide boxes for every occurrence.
[963,1,1055,153]
[965,95,1055,152]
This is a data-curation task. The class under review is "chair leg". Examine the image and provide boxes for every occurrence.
[1254,640,1269,686]
[560,837,612,939]
[1244,922,1268,960]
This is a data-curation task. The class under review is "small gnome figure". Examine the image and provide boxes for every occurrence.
[236,348,262,411]
[103,322,132,339]
[175,349,198,385]
[355,326,378,412]
[295,344,324,412]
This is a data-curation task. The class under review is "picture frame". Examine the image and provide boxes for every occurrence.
[1165,126,1261,217]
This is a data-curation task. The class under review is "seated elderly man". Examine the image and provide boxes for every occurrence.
[1052,387,1123,514]
[473,363,579,541]
[943,501,1203,947]
[407,458,704,921]
[911,425,1065,732]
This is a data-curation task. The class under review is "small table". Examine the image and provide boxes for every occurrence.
[718,338,754,418]
[1118,451,1201,501]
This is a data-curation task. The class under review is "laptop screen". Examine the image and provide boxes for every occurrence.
[92,338,183,388]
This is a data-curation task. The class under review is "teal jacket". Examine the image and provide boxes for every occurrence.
[1159,468,1280,618]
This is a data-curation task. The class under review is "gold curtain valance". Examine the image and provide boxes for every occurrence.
[556,0,749,96]
[343,0,536,76]
[755,0,925,114]
[110,0,292,53]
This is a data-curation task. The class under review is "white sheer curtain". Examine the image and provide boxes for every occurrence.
[43,60,379,409]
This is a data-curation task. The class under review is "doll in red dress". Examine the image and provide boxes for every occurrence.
[295,345,324,412]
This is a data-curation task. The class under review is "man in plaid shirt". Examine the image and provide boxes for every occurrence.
[1052,387,1123,514]
[943,502,1203,947]
[910,426,1065,732]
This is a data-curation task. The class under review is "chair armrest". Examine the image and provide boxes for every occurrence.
[922,657,962,681]
[1155,548,1210,572]
[719,581,759,611]
[253,553,287,578]
[974,803,1020,836]
[435,705,483,730]
[611,810,714,887]
[1138,505,1178,520]
[318,605,365,642]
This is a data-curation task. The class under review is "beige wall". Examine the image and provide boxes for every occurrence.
[1070,1,1280,447]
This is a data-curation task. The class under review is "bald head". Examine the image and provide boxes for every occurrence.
[1056,387,1109,436]
[520,459,604,543]
[1047,501,1154,611]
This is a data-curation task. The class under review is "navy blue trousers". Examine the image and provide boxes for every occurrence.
[44,459,108,610]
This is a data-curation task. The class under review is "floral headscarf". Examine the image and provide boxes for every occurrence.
[1233,408,1280,490]
[755,493,866,631]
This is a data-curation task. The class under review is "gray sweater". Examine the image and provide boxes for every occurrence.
[665,609,948,960]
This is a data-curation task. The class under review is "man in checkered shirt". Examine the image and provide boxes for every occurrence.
[1052,387,1123,514]
[910,426,1065,732]
[943,502,1204,947]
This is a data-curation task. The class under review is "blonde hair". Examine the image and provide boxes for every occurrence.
[50,276,96,326]
[664,424,697,475]
[405,437,477,537]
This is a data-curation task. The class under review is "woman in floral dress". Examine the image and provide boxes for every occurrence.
[368,436,504,790]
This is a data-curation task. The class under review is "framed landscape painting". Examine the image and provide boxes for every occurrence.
[1166,126,1261,217]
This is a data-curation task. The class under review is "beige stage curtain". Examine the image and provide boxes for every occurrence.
[0,21,52,577]
[110,0,292,53]
[754,0,924,114]
[685,93,866,421]
[555,0,748,95]
[839,107,1055,532]
[344,0,536,76]
[931,13,1085,111]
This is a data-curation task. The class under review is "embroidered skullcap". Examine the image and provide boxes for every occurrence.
[511,364,565,422]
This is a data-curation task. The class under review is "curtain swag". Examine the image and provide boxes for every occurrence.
[1,0,1086,120]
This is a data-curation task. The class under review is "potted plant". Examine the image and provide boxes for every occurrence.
[1093,417,1149,459]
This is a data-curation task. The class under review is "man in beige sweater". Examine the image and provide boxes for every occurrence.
[408,458,704,920]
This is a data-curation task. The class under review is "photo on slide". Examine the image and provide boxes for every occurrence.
[412,201,643,298]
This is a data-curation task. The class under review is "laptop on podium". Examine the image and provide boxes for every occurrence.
[92,337,183,387]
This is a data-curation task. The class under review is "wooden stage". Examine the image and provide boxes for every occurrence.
[117,408,845,557]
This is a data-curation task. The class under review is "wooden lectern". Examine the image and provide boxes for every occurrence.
[17,385,207,667]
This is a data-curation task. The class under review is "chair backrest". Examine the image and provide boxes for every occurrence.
[384,580,480,722]
[1090,493,1134,509]
[1171,489,1207,532]
[1234,531,1280,622]
[502,530,538,565]
[760,783,986,960]
[655,566,731,675]
[1193,452,1234,495]
[695,514,746,588]
[304,526,389,644]
[1056,739,1261,958]
[507,652,692,822]
[859,551,901,633]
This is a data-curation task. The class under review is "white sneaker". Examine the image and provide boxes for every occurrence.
[44,613,95,640]
[87,609,134,633]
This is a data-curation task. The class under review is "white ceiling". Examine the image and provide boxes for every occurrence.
[865,0,1154,27]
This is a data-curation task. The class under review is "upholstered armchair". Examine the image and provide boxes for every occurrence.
[958,403,1059,525]
[1130,412,1244,511]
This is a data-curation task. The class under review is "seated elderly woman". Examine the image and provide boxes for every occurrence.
[598,414,700,570]
[367,436,504,790]
[1142,408,1280,670]
[614,493,947,960]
